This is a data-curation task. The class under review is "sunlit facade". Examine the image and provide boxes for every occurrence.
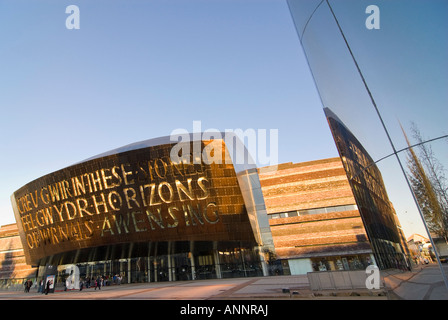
[4,138,411,287]
[10,135,275,287]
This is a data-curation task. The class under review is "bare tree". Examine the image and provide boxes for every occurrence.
[403,123,448,242]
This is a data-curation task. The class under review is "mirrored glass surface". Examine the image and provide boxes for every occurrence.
[288,0,448,288]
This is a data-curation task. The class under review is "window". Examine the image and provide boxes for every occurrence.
[268,204,358,219]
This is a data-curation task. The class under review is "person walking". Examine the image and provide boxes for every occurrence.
[95,276,102,290]
[23,279,32,293]
[38,279,43,293]
[44,279,51,295]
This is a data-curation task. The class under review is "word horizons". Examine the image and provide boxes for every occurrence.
[16,157,204,214]
[15,154,222,250]
[19,175,210,227]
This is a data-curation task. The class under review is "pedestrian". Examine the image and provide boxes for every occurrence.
[95,276,102,290]
[38,279,43,293]
[23,279,32,293]
[45,280,51,295]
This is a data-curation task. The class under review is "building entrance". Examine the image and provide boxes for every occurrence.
[37,240,268,287]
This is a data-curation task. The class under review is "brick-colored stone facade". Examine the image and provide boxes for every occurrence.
[0,224,36,282]
[258,158,373,260]
[1,157,374,281]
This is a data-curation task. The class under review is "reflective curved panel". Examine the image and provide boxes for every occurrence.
[288,0,448,285]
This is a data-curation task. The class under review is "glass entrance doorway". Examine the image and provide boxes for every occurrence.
[37,240,266,286]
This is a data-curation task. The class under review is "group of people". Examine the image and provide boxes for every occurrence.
[25,279,51,294]
[80,276,104,290]
[23,279,33,293]
[79,274,123,290]
[22,278,56,294]
[22,273,125,294]
[34,278,53,295]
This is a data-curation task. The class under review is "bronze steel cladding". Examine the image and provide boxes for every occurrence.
[11,140,256,265]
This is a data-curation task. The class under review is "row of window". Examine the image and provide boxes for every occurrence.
[268,204,358,220]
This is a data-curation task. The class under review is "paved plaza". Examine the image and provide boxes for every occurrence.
[0,264,447,300]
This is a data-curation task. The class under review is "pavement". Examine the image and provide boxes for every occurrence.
[382,264,448,300]
[0,264,447,301]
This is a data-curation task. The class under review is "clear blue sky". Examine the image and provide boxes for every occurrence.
[3,1,444,241]
[0,0,338,226]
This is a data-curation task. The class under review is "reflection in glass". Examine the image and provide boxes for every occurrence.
[287,0,448,289]
[325,107,407,269]
[237,168,276,275]
[402,131,448,257]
